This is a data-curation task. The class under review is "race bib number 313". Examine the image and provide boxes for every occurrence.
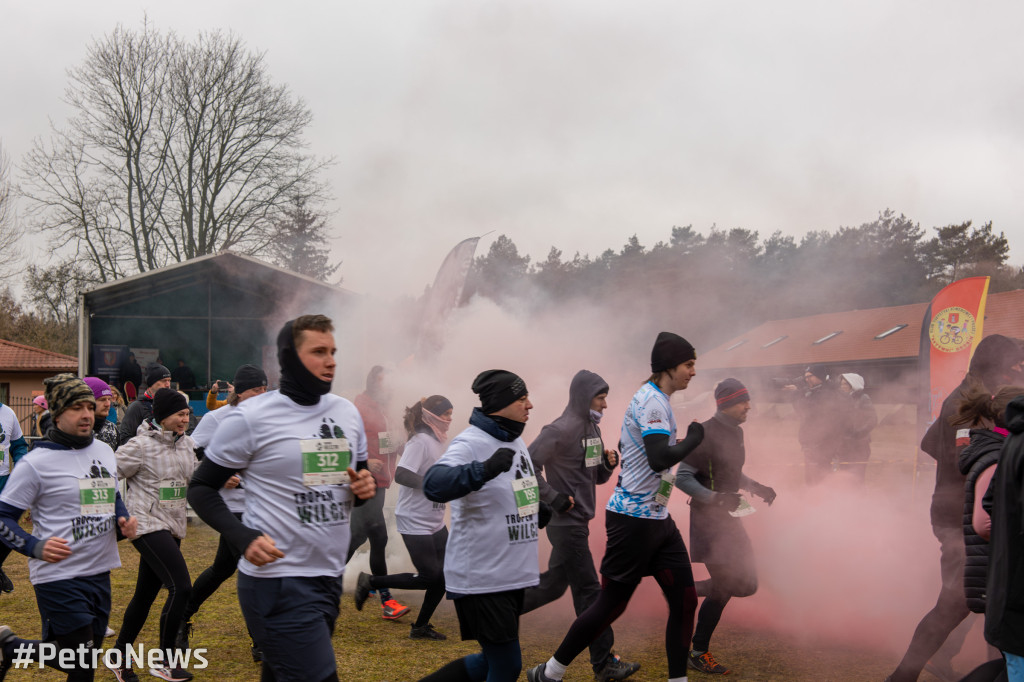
[79,478,115,515]
[300,438,352,486]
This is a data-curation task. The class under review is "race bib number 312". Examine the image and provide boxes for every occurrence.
[300,438,352,486]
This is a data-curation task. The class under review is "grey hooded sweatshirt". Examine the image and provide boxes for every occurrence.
[532,370,614,527]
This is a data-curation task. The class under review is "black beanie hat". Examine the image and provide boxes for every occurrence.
[472,370,528,414]
[152,388,189,424]
[651,332,696,373]
[715,378,750,410]
[805,364,830,382]
[146,363,171,387]
[233,364,268,395]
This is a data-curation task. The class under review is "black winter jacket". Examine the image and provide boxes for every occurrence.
[984,396,1024,656]
[958,428,1004,614]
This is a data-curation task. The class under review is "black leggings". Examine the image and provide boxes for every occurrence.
[114,530,192,657]
[553,570,697,679]
[184,513,243,621]
[891,527,971,682]
[368,528,448,627]
[3,624,97,681]
[346,488,389,575]
[692,560,758,652]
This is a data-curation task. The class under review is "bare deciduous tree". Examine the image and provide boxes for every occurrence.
[20,20,329,281]
[0,142,24,283]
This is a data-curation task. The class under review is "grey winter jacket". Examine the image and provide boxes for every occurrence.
[531,370,614,527]
[116,421,198,539]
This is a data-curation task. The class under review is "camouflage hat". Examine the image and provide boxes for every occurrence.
[43,373,96,419]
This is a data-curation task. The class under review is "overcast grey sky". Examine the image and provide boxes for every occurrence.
[3,0,1023,298]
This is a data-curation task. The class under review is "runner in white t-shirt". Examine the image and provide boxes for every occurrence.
[176,364,267,663]
[417,370,551,682]
[187,315,376,682]
[527,332,705,682]
[0,400,29,593]
[0,373,137,681]
[353,394,454,641]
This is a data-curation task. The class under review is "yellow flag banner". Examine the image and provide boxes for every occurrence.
[922,276,991,422]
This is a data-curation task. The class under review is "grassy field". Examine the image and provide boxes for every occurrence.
[0,520,961,682]
[0,417,971,680]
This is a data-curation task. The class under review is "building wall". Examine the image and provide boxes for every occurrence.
[0,371,57,435]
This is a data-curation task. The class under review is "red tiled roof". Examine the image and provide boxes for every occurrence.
[700,289,1024,370]
[0,339,78,372]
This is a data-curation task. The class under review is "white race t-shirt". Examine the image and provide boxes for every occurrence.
[606,381,677,520]
[437,425,539,595]
[395,431,447,535]
[192,405,245,514]
[0,440,122,584]
[0,404,24,477]
[205,390,368,578]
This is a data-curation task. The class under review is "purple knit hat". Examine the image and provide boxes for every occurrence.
[83,376,113,399]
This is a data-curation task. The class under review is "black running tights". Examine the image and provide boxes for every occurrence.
[369,528,448,627]
[553,569,697,679]
[114,530,192,656]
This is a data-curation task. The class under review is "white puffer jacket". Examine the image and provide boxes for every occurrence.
[117,421,198,539]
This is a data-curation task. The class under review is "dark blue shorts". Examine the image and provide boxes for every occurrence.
[237,573,343,682]
[33,571,111,642]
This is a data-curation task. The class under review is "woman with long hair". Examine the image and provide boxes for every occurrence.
[354,395,454,640]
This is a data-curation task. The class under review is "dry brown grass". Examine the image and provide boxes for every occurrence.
[0,519,955,681]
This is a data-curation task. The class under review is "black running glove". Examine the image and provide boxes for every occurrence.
[482,447,516,481]
[751,482,777,506]
[551,493,573,513]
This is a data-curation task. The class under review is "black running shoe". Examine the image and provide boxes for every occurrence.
[353,572,372,611]
[409,623,447,640]
[0,569,13,594]
[595,654,640,681]
[688,650,730,675]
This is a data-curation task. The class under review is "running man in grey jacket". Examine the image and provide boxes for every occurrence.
[523,370,639,682]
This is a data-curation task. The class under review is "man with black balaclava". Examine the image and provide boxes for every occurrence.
[346,365,409,620]
[187,315,377,682]
[675,378,776,675]
[118,363,172,444]
[0,373,137,680]
[886,334,1024,682]
[522,370,639,682]
[782,364,843,485]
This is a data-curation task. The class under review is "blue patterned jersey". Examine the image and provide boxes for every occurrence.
[606,381,677,519]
